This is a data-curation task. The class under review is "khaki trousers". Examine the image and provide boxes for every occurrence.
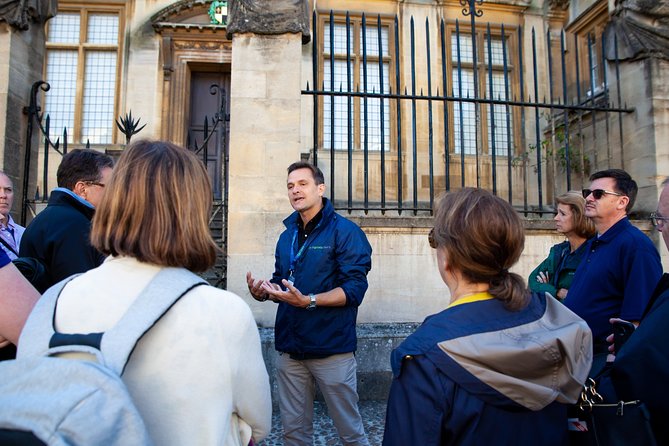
[276,352,369,446]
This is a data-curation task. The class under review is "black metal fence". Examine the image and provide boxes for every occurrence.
[303,1,633,215]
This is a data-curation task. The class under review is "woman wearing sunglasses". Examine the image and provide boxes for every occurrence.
[528,191,595,300]
[383,188,592,446]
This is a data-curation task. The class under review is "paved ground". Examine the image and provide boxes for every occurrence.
[258,400,386,446]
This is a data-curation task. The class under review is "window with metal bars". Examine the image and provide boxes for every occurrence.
[449,30,516,156]
[320,15,394,153]
[44,6,123,145]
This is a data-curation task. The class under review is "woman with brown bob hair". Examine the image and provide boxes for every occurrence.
[30,140,272,445]
[529,191,596,300]
[383,188,592,446]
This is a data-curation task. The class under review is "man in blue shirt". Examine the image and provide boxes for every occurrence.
[247,162,372,446]
[564,169,662,375]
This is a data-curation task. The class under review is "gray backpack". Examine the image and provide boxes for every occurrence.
[0,268,206,445]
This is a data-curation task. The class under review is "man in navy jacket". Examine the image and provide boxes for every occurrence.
[20,149,113,290]
[247,161,372,446]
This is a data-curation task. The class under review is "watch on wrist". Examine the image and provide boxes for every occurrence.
[306,293,317,311]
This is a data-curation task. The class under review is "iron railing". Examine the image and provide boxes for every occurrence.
[186,83,230,288]
[303,1,634,216]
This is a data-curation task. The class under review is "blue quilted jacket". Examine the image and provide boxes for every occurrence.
[271,198,372,356]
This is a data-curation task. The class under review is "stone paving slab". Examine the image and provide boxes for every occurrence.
[258,400,387,446]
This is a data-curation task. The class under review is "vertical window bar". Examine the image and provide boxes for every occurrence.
[601,30,612,169]
[587,33,599,171]
[377,14,387,213]
[573,33,587,187]
[394,16,403,213]
[501,25,513,203]
[425,17,434,211]
[42,116,50,200]
[560,30,572,191]
[346,12,353,212]
[361,13,369,211]
[410,17,418,215]
[486,25,497,195]
[531,27,543,210]
[574,34,582,104]
[614,35,625,169]
[313,10,319,166]
[455,21,466,187]
[469,6,481,188]
[546,27,558,195]
[440,18,451,192]
[518,26,528,213]
[329,11,336,202]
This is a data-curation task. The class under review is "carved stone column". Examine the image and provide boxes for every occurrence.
[0,0,56,222]
[225,0,310,325]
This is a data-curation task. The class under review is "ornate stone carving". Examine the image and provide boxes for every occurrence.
[546,0,570,11]
[226,0,310,44]
[605,0,669,61]
[173,40,229,50]
[0,0,56,30]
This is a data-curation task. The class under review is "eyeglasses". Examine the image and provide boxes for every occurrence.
[85,181,106,188]
[428,228,436,249]
[582,188,624,200]
[650,212,669,230]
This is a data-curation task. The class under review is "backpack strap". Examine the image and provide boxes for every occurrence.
[17,275,81,359]
[100,268,206,375]
[18,268,206,376]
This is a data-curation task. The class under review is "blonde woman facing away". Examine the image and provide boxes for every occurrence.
[529,191,596,300]
[18,140,272,445]
[383,188,592,446]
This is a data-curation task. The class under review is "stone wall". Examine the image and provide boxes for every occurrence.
[0,21,47,223]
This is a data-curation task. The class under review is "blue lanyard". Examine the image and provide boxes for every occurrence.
[288,218,322,280]
[289,228,309,275]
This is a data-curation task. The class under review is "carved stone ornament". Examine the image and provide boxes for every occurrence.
[605,0,669,61]
[547,0,570,11]
[0,0,57,30]
[226,0,310,44]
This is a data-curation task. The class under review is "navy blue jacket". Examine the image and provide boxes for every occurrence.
[20,190,104,289]
[383,292,592,446]
[271,198,372,356]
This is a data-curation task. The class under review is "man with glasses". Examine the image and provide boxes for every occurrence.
[564,169,662,376]
[20,149,114,290]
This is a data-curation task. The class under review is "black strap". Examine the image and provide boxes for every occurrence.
[0,236,18,257]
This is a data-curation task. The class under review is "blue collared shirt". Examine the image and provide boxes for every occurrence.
[564,217,662,342]
[52,187,94,209]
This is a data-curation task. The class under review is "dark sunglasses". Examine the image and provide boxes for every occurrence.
[428,228,436,249]
[582,188,623,200]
